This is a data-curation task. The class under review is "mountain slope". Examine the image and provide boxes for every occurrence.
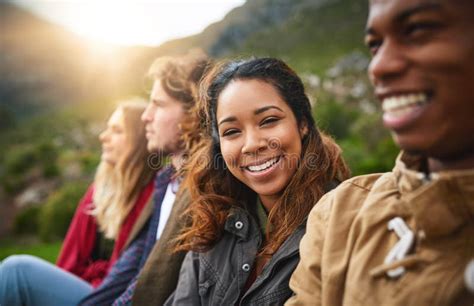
[233,0,368,73]
[156,0,368,74]
[0,2,158,120]
[1,0,369,121]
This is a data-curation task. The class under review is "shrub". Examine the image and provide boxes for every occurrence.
[80,151,100,175]
[13,205,41,235]
[314,98,361,140]
[1,142,61,193]
[36,142,60,178]
[2,175,27,195]
[38,182,88,242]
[3,146,36,175]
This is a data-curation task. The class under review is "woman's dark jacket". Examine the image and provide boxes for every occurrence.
[165,207,306,306]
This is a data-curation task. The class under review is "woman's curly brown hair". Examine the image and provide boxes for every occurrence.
[176,58,350,256]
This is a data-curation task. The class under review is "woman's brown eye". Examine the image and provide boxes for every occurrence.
[261,117,279,126]
[222,129,239,137]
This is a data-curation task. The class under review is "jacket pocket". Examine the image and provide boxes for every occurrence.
[198,268,221,306]
[198,277,216,296]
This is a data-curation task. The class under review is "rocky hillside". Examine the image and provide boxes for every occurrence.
[157,0,368,72]
[1,0,368,122]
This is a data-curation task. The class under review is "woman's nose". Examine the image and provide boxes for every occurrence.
[241,130,267,155]
[99,130,109,142]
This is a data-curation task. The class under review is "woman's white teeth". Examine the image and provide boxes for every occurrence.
[382,93,428,113]
[247,157,279,172]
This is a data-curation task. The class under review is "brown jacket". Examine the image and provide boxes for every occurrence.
[132,190,190,305]
[287,153,474,306]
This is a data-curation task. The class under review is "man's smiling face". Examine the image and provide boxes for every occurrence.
[366,0,474,161]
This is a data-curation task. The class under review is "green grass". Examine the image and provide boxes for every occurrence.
[0,239,62,263]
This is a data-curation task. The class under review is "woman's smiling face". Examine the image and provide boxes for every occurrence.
[216,79,307,210]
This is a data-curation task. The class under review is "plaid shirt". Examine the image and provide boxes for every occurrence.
[79,165,175,306]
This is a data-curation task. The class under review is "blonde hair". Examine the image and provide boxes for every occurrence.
[92,98,158,239]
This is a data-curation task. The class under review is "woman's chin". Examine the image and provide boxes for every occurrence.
[101,155,116,166]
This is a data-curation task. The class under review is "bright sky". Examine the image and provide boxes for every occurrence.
[14,0,245,46]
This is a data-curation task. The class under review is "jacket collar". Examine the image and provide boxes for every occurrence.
[223,205,307,252]
[125,165,176,250]
[394,152,474,238]
[155,164,176,187]
[224,207,255,240]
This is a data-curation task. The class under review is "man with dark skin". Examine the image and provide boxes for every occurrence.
[286,0,474,305]
[367,0,474,170]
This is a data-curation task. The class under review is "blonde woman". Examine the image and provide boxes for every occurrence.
[0,99,159,305]
[56,99,158,286]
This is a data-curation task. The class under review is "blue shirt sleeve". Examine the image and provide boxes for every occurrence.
[111,274,138,306]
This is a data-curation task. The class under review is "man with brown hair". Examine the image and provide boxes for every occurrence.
[79,52,209,306]
[287,0,474,305]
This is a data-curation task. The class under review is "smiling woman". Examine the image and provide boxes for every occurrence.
[16,0,245,46]
[216,79,307,211]
[167,58,350,305]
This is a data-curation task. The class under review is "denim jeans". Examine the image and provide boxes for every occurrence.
[0,255,93,306]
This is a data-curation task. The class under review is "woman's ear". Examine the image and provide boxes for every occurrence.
[300,121,309,138]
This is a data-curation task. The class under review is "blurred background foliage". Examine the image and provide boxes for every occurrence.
[0,0,399,261]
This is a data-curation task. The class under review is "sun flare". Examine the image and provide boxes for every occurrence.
[67,2,157,46]
[16,0,245,46]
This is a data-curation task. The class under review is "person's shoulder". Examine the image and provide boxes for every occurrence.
[176,186,190,203]
[340,172,389,192]
[328,172,388,200]
[77,183,96,211]
[312,172,393,219]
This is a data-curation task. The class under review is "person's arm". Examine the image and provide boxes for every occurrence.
[285,193,333,306]
[164,251,201,306]
[56,185,97,279]
[78,226,148,306]
[110,274,138,306]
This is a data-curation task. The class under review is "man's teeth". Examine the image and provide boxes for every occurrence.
[247,157,279,172]
[382,93,428,113]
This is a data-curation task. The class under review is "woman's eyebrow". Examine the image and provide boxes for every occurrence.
[254,105,284,115]
[218,105,284,126]
[218,116,237,127]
